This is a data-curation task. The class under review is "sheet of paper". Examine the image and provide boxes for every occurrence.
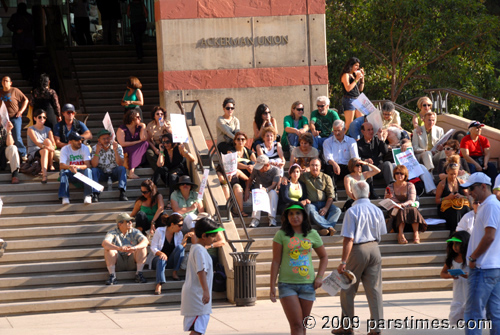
[0,102,9,129]
[432,128,455,152]
[366,106,384,134]
[102,112,116,142]
[221,152,238,177]
[0,197,3,216]
[352,93,378,116]
[378,198,403,210]
[394,148,424,180]
[171,114,189,143]
[425,218,446,225]
[252,188,271,214]
[73,172,104,192]
[197,169,210,200]
[322,270,356,296]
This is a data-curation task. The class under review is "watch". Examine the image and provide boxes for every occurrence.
[468,256,476,263]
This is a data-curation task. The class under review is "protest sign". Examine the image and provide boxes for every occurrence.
[198,169,210,200]
[394,148,424,180]
[252,188,271,214]
[171,114,189,143]
[73,172,104,192]
[102,112,116,141]
[221,152,238,178]
[352,93,378,116]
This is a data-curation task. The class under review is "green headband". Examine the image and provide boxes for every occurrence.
[446,237,462,243]
[286,204,304,211]
[205,227,225,235]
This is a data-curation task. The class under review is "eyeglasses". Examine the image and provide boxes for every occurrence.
[235,138,246,141]
[225,107,235,111]
[444,147,453,151]
[317,104,325,108]
[296,108,304,111]
[394,172,404,176]
[473,201,480,205]
[422,104,432,107]
[120,221,133,225]
[135,116,141,119]
[383,113,392,117]
[141,190,150,194]
[37,115,47,119]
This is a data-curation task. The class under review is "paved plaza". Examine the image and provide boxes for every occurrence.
[0,290,487,334]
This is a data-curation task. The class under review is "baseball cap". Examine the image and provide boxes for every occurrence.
[460,172,491,188]
[96,129,111,138]
[204,227,225,235]
[62,103,76,113]
[116,212,134,223]
[468,121,485,129]
[254,155,270,170]
[67,132,84,142]
[446,237,463,243]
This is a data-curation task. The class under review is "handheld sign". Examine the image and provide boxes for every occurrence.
[393,148,424,180]
[221,152,238,178]
[252,187,271,214]
[0,102,9,129]
[102,112,116,142]
[73,172,104,192]
[352,93,378,116]
[171,114,189,143]
[197,169,210,200]
[322,270,356,296]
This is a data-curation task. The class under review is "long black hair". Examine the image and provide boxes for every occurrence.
[254,103,270,132]
[445,230,470,269]
[339,57,361,80]
[280,201,311,238]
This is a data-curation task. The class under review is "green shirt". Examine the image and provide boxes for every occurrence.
[310,109,340,138]
[273,229,323,284]
[171,190,201,217]
[281,115,309,147]
[299,171,335,203]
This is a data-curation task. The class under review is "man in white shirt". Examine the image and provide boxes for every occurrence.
[58,132,93,204]
[336,181,386,335]
[461,173,500,335]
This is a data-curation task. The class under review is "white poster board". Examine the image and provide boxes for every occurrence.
[221,152,238,178]
[432,129,455,152]
[0,102,9,129]
[366,108,384,134]
[197,169,210,200]
[395,149,424,180]
[102,112,116,142]
[73,172,104,192]
[252,188,271,214]
[352,93,378,116]
[170,114,189,143]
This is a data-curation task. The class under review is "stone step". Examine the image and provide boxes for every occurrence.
[0,247,103,263]
[0,178,146,193]
[6,235,105,251]
[0,212,119,227]
[0,189,143,205]
[0,223,115,239]
[0,201,134,217]
[0,259,105,275]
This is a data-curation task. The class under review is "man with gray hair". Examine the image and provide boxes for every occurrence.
[310,96,340,149]
[335,181,386,335]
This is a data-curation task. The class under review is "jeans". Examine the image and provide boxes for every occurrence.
[468,161,497,185]
[58,168,93,198]
[152,245,185,284]
[306,201,341,229]
[287,133,299,148]
[313,135,330,150]
[11,116,26,157]
[464,267,500,335]
[91,166,127,193]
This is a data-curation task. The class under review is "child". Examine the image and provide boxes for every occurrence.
[180,217,225,335]
[440,230,470,325]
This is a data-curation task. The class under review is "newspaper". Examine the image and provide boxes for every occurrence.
[378,198,403,211]
[352,93,378,115]
[432,129,455,152]
[197,169,210,200]
[221,152,238,178]
[393,148,424,180]
[322,270,357,296]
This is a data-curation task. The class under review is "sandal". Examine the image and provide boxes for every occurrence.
[41,175,48,184]
[398,235,408,244]
[328,227,336,236]
[154,283,162,295]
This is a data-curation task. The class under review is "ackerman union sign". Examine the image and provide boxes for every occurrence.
[199,35,288,47]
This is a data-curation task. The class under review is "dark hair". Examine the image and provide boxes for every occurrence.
[33,109,46,121]
[123,109,140,125]
[161,132,173,142]
[233,131,248,144]
[194,217,220,239]
[38,73,50,93]
[298,132,313,146]
[445,139,460,153]
[445,230,470,269]
[254,104,270,131]
[347,157,362,173]
[280,202,311,237]
[137,179,160,204]
[222,97,235,108]
[127,76,142,89]
[162,213,183,228]
[151,106,166,122]
[340,57,361,80]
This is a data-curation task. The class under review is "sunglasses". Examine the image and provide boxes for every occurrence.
[162,141,171,144]
[141,190,150,194]
[176,223,184,227]
[422,104,432,107]
[355,164,362,167]
[225,107,235,111]
[120,220,133,224]
[296,108,304,111]
[37,115,47,119]
[180,183,190,187]
[263,111,271,114]
[235,138,246,141]
[444,147,453,151]
[155,112,164,116]
[65,111,75,114]
[394,172,404,176]
[317,104,325,108]
[135,116,141,119]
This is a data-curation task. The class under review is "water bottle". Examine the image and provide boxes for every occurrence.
[107,176,112,191]
[159,116,164,127]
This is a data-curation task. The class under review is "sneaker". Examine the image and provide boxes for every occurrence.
[62,197,70,205]
[135,272,147,283]
[249,219,260,228]
[83,196,92,204]
[119,190,128,201]
[269,218,277,227]
[92,193,99,203]
[105,274,117,285]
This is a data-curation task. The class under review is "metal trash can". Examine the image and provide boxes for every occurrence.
[230,252,259,306]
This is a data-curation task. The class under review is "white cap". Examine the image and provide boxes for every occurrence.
[460,172,491,188]
[254,155,270,170]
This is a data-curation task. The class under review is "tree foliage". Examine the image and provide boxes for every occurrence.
[326,0,500,116]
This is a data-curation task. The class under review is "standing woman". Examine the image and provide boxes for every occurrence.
[31,73,61,130]
[146,106,171,171]
[282,101,309,150]
[121,76,144,119]
[117,109,149,179]
[270,202,328,335]
[252,103,278,149]
[27,109,56,183]
[340,57,365,131]
[131,179,164,233]
[216,97,240,154]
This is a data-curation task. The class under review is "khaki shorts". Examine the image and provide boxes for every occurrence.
[116,252,136,272]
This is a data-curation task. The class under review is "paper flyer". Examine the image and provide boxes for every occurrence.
[102,112,116,142]
[393,148,424,180]
[221,152,238,177]
[378,199,403,211]
[432,129,455,152]
[252,188,271,214]
[352,93,378,116]
[0,102,9,129]
[171,114,189,143]
[197,169,210,200]
[73,172,104,192]
[366,107,384,134]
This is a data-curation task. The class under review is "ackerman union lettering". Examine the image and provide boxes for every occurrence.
[199,35,288,47]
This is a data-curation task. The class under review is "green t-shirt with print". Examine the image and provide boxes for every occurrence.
[310,109,340,138]
[273,229,323,284]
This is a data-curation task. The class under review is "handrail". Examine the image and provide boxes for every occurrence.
[372,100,416,117]
[175,100,254,253]
[424,88,500,114]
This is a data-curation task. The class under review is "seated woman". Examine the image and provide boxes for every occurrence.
[27,109,56,184]
[437,140,470,181]
[153,133,195,200]
[344,158,380,210]
[216,97,240,154]
[217,132,256,217]
[146,106,171,171]
[384,165,427,244]
[278,164,309,212]
[117,109,149,179]
[289,133,319,172]
[256,126,285,176]
[252,103,278,150]
[170,175,205,233]
[131,179,164,233]
[281,101,309,150]
[150,213,191,294]
[412,96,433,136]
[436,162,470,234]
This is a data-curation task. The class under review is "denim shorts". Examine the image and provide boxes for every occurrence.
[278,282,316,301]
[342,96,357,111]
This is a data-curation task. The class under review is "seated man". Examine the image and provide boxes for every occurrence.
[412,111,444,171]
[310,96,340,149]
[460,121,497,183]
[90,129,128,202]
[244,155,280,227]
[0,120,20,183]
[54,103,92,161]
[102,212,149,285]
[302,158,341,236]
[59,132,93,204]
